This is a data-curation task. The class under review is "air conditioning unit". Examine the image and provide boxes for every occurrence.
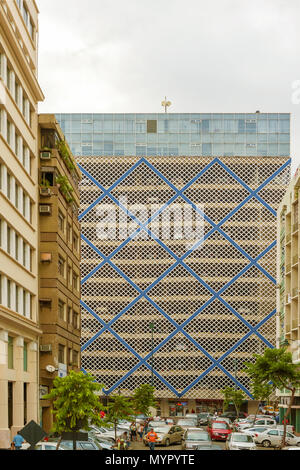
[40,344,52,353]
[39,205,51,215]
[40,151,52,160]
[39,187,51,197]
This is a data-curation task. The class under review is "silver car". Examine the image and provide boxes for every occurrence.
[255,429,300,448]
[225,432,257,451]
[182,428,210,450]
[176,418,198,429]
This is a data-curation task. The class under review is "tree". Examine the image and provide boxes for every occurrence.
[132,384,157,418]
[43,371,106,449]
[244,347,300,448]
[221,387,246,417]
[104,394,135,442]
[250,382,273,422]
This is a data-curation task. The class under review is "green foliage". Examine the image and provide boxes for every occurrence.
[243,348,300,392]
[104,394,135,440]
[56,175,74,204]
[244,347,300,448]
[132,384,157,417]
[251,382,273,403]
[43,371,106,434]
[56,140,76,171]
[221,387,246,415]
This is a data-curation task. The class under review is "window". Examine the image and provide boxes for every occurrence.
[73,234,79,252]
[58,211,65,232]
[73,350,78,367]
[147,120,157,133]
[58,256,65,277]
[58,300,65,321]
[68,306,72,323]
[67,265,72,286]
[58,344,65,364]
[73,273,79,290]
[7,280,11,309]
[23,342,28,371]
[67,223,72,242]
[8,336,13,369]
[73,311,79,330]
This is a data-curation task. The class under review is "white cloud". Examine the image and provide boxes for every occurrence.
[37,0,300,170]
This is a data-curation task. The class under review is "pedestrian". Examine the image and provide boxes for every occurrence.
[275,414,279,424]
[130,421,137,441]
[13,432,24,451]
[121,431,130,450]
[145,428,158,451]
[10,441,15,451]
[144,421,149,436]
[138,423,144,442]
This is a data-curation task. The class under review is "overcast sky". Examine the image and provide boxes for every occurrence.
[38,0,300,171]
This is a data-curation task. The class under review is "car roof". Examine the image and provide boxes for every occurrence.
[186,428,206,432]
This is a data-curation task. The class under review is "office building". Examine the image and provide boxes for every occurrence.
[277,166,300,432]
[57,112,291,415]
[38,114,81,433]
[0,0,44,448]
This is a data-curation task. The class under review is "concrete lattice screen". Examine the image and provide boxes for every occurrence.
[77,155,290,399]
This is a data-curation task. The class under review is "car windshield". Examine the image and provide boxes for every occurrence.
[177,420,197,426]
[233,435,253,443]
[152,427,170,433]
[186,432,210,441]
[148,421,165,427]
[198,413,208,418]
[213,423,228,429]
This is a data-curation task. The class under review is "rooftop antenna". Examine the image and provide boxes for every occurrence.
[161,97,172,113]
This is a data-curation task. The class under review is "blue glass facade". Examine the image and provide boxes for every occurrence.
[56,113,290,158]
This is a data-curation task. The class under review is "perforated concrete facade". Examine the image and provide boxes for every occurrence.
[77,154,291,399]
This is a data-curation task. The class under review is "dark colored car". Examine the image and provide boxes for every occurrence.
[220,411,247,422]
[207,421,232,441]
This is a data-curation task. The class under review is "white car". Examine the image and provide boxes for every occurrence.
[225,433,257,451]
[21,441,65,450]
[241,426,271,438]
[255,429,300,448]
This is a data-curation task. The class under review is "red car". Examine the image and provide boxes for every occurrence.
[207,420,232,441]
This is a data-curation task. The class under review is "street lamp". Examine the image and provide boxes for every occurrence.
[149,322,155,387]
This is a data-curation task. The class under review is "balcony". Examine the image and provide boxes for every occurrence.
[286,233,292,243]
[292,255,299,266]
[292,223,298,233]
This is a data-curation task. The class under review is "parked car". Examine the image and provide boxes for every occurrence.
[181,428,210,450]
[60,440,100,450]
[22,441,65,451]
[197,413,214,426]
[147,420,168,429]
[207,420,232,441]
[143,425,184,447]
[225,433,257,451]
[176,418,198,429]
[254,418,277,428]
[241,426,271,438]
[255,429,300,448]
[195,443,223,450]
[165,418,175,425]
[220,411,247,421]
